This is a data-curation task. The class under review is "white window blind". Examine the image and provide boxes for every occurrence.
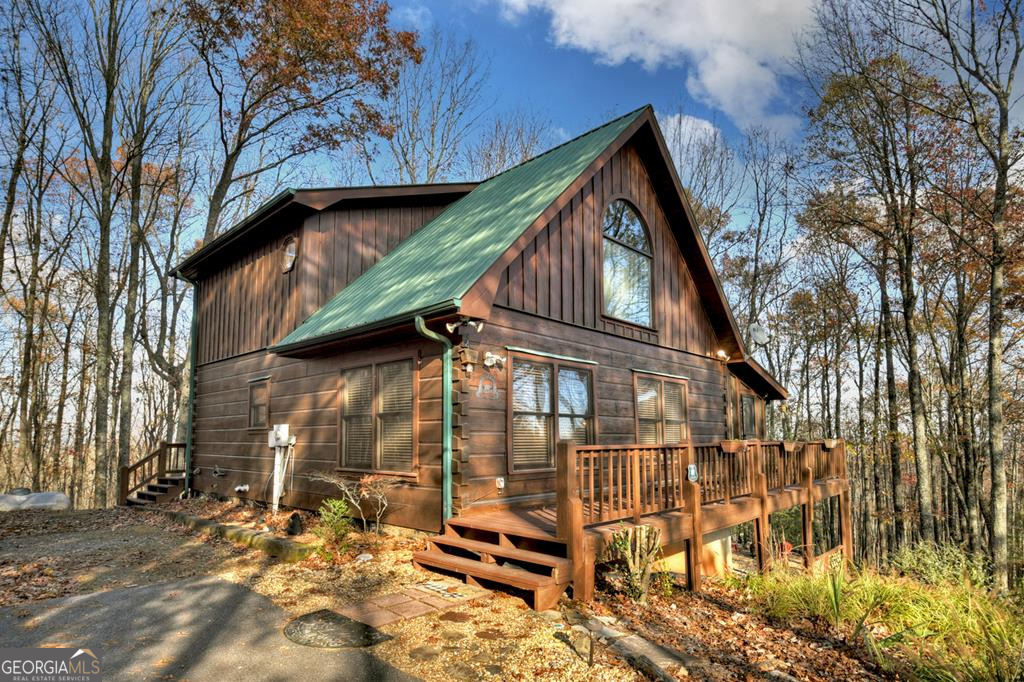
[340,360,414,471]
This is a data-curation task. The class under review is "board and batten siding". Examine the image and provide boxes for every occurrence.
[493,141,718,355]
[195,202,448,366]
[458,142,733,511]
[191,339,447,532]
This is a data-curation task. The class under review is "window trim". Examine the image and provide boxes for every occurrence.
[506,351,598,477]
[336,355,420,478]
[599,196,657,331]
[282,234,299,273]
[632,370,690,445]
[736,384,763,439]
[247,376,271,431]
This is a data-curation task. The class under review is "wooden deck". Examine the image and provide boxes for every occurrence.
[414,439,853,609]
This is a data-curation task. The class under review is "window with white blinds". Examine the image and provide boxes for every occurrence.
[510,356,594,472]
[340,359,415,472]
[634,373,688,444]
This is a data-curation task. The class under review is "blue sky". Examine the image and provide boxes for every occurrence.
[390,0,813,147]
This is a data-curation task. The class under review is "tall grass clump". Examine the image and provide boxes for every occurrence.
[739,544,1024,680]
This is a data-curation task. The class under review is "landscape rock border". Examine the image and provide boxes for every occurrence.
[562,609,694,680]
[154,509,315,562]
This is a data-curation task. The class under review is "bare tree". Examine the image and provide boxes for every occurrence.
[185,0,420,239]
[362,28,487,184]
[27,0,132,506]
[885,0,1024,592]
[659,106,744,262]
[466,109,550,178]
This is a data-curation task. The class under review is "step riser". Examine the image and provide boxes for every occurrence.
[444,524,568,558]
[427,538,561,581]
[130,484,181,505]
[425,536,565,577]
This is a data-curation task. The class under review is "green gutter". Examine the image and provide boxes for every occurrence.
[183,281,199,495]
[414,316,453,523]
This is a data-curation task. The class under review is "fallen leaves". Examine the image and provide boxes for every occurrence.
[601,580,890,681]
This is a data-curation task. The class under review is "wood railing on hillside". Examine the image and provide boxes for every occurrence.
[118,442,186,505]
[555,438,849,599]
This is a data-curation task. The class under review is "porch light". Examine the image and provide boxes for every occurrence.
[715,349,730,361]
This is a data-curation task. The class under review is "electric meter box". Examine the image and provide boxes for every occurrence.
[268,424,290,448]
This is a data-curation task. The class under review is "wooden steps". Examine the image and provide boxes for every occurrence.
[126,474,185,507]
[413,516,571,610]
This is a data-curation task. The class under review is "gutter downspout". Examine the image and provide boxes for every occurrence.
[183,279,199,496]
[414,316,453,523]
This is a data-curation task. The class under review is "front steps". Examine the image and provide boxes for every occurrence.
[413,516,571,610]
[125,473,186,507]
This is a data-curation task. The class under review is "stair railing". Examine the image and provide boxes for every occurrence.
[117,441,187,505]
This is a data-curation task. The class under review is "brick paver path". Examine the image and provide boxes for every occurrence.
[337,581,489,627]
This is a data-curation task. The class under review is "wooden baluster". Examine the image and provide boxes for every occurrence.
[631,449,641,524]
[723,447,731,505]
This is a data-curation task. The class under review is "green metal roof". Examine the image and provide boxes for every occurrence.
[273,105,648,351]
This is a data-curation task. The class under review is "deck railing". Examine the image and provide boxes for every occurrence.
[567,444,689,527]
[556,438,846,538]
[117,441,186,505]
[555,438,849,599]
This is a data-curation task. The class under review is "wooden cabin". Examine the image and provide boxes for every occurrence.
[144,105,852,608]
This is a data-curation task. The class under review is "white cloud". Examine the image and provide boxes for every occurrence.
[497,0,811,133]
[393,3,433,31]
[656,112,720,147]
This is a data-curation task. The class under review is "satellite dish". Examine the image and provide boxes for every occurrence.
[749,323,770,346]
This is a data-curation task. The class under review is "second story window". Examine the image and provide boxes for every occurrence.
[602,199,653,327]
[282,235,299,273]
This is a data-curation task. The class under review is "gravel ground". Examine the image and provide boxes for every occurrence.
[0,506,641,680]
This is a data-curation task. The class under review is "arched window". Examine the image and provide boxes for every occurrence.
[602,200,652,326]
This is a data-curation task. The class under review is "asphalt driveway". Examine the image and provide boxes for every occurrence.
[0,575,416,681]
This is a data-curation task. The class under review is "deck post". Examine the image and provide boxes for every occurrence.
[157,443,167,479]
[118,466,129,506]
[684,478,703,591]
[556,443,591,602]
[839,487,854,567]
[752,441,771,572]
[801,444,815,569]
[555,442,576,541]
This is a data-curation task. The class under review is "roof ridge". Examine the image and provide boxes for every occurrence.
[478,104,652,184]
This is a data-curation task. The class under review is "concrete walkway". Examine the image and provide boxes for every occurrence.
[0,576,416,682]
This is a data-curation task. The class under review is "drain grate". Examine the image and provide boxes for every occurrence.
[284,610,392,648]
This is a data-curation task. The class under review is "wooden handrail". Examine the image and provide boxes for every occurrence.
[117,442,186,505]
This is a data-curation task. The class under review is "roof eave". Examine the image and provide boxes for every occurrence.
[171,188,298,280]
[270,299,462,356]
[171,183,479,281]
[728,356,789,401]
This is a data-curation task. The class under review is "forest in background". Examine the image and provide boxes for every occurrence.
[0,0,1020,591]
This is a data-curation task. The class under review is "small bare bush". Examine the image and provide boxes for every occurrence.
[307,471,398,535]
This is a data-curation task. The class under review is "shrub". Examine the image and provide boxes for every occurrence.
[313,497,352,562]
[307,471,397,536]
[602,524,662,603]
[891,542,989,589]
[739,550,1024,681]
